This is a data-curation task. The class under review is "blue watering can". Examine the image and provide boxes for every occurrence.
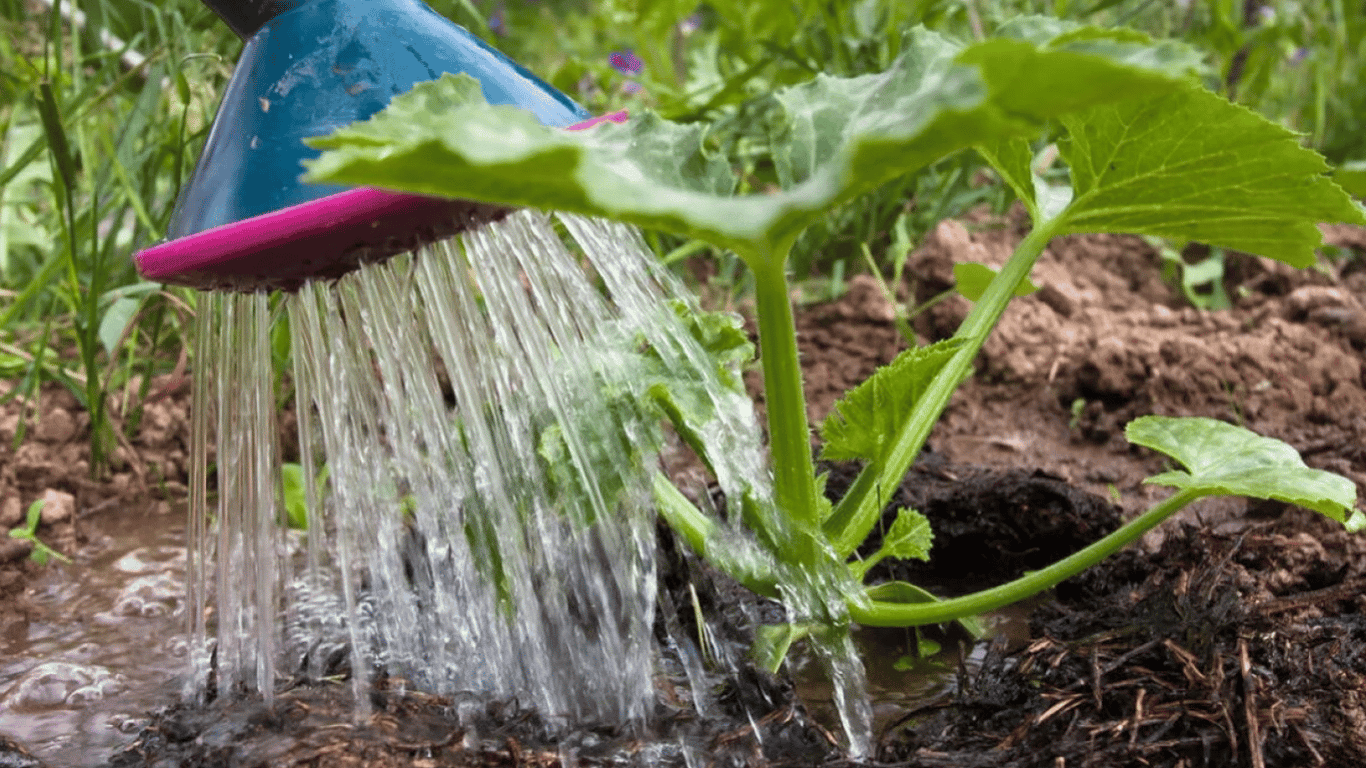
[138,0,603,291]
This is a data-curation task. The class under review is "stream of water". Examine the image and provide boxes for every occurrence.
[185,211,884,749]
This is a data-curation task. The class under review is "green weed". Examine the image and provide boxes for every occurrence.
[8,497,70,565]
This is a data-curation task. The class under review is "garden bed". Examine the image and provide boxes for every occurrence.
[2,219,1365,767]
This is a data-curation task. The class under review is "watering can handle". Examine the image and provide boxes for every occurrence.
[201,0,307,38]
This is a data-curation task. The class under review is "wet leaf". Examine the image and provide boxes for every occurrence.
[644,304,754,476]
[753,623,812,674]
[280,463,327,530]
[1126,416,1362,531]
[307,22,1199,260]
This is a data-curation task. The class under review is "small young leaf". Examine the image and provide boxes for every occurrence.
[9,499,71,565]
[664,301,754,389]
[953,262,1038,301]
[280,463,310,530]
[644,304,755,477]
[812,471,834,524]
[23,498,42,532]
[1126,416,1362,531]
[849,508,932,581]
[1056,85,1366,266]
[880,507,934,563]
[820,339,964,463]
[538,390,659,528]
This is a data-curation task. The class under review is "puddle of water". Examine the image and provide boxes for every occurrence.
[0,509,188,767]
[793,601,1035,738]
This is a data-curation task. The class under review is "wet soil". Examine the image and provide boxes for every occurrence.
[3,212,1366,766]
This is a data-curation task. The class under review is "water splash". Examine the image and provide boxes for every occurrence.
[186,291,283,702]
[188,210,873,745]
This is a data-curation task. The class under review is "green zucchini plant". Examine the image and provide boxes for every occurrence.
[305,17,1365,678]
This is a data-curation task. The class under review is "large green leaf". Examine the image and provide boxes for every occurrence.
[960,21,1204,120]
[1055,85,1366,266]
[307,23,1201,261]
[1126,416,1362,532]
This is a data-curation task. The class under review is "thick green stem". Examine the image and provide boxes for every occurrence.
[825,218,1063,556]
[750,249,823,556]
[850,488,1205,626]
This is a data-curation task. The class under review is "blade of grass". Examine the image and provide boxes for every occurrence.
[0,137,46,189]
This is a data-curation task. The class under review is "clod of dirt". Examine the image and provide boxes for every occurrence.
[33,409,78,445]
[36,490,74,525]
[0,540,31,565]
[0,497,21,529]
[824,460,1122,586]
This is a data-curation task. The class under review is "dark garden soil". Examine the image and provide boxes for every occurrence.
[3,212,1366,767]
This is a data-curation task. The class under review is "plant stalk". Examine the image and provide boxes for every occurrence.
[849,487,1206,626]
[825,218,1063,555]
[750,250,823,548]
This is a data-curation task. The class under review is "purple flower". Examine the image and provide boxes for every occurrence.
[678,14,701,35]
[1288,47,1309,66]
[609,50,644,76]
[488,4,507,36]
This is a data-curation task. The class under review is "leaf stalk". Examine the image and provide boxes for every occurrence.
[850,487,1205,626]
[825,217,1064,555]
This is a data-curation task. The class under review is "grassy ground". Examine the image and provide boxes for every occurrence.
[1,0,1362,479]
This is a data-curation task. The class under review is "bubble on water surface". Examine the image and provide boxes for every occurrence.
[1,662,127,711]
[108,571,185,619]
[113,544,185,574]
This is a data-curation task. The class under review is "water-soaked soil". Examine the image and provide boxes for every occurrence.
[2,213,1365,767]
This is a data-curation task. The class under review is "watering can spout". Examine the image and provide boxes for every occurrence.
[199,0,306,39]
[138,0,601,291]
[169,0,588,240]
